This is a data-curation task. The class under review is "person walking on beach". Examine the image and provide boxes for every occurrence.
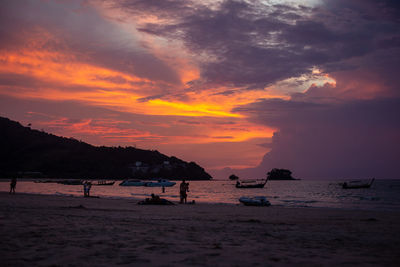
[83,181,92,197]
[179,179,189,204]
[9,177,17,194]
[87,182,92,197]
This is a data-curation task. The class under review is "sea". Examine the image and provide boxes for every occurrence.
[1,179,400,211]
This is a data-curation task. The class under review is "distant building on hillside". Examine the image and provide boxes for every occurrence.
[129,161,150,174]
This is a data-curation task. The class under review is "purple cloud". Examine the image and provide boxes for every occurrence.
[117,0,400,90]
[233,97,400,179]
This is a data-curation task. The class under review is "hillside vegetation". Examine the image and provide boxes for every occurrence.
[0,117,212,180]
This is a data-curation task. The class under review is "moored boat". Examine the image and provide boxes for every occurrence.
[119,179,147,186]
[57,180,83,185]
[342,178,375,189]
[144,179,176,187]
[93,180,115,186]
[119,179,176,187]
[239,196,271,206]
[34,180,56,183]
[235,178,267,188]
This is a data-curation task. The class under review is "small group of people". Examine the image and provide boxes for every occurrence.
[138,193,174,205]
[140,179,192,205]
[83,181,92,197]
[9,177,17,194]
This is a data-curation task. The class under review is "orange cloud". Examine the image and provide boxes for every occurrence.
[39,117,159,143]
[0,28,277,164]
[147,99,244,118]
[0,50,149,89]
[0,49,280,121]
[0,48,249,118]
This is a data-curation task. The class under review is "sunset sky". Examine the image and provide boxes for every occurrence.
[0,0,399,179]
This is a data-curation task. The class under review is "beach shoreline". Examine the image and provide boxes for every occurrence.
[1,192,400,266]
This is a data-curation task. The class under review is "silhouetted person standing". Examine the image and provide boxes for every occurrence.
[87,182,92,197]
[83,181,92,197]
[9,177,17,194]
[179,180,189,204]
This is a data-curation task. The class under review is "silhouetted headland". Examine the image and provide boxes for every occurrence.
[0,117,212,180]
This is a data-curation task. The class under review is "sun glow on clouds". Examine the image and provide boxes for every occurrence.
[0,50,148,89]
[36,116,161,145]
[0,29,324,169]
[0,48,238,119]
[0,27,285,125]
[0,42,275,148]
[148,99,243,118]
[0,0,335,172]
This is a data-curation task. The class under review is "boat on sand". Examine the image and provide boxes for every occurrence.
[138,194,175,205]
[342,178,375,189]
[239,196,271,206]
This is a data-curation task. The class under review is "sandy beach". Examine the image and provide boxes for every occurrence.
[1,192,399,266]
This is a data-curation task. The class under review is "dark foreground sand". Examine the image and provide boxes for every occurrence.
[1,192,399,266]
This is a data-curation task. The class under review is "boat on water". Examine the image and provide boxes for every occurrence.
[119,179,147,186]
[144,179,176,187]
[239,196,271,206]
[342,178,375,189]
[235,178,268,188]
[119,179,176,187]
[93,180,115,186]
[57,180,83,185]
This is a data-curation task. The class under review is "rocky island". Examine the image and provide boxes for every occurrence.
[267,168,297,180]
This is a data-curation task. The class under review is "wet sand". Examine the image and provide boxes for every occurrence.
[1,192,399,266]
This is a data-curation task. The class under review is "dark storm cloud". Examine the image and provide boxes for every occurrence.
[108,0,195,19]
[321,0,400,22]
[234,97,400,179]
[237,97,400,130]
[117,0,400,89]
[230,26,400,179]
[2,0,399,90]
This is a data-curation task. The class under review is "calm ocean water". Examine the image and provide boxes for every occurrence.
[1,179,400,211]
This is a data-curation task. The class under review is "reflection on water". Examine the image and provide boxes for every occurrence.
[1,179,400,211]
